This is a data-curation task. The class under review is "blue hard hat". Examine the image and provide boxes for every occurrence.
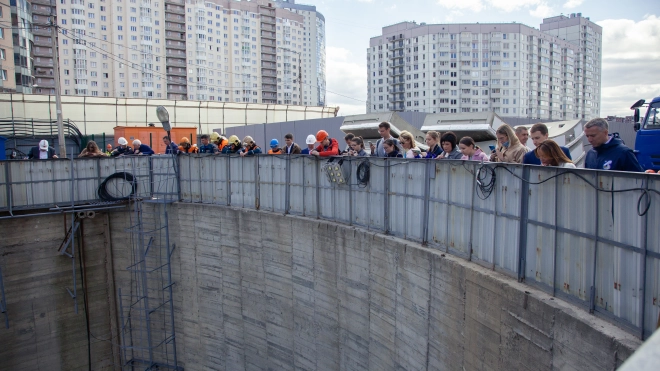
[270,138,279,147]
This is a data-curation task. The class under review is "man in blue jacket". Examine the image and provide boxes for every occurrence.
[584,118,643,172]
[523,123,571,165]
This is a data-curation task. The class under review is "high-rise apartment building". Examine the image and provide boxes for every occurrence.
[367,14,602,120]
[540,13,602,120]
[0,0,17,91]
[11,0,34,93]
[23,0,325,106]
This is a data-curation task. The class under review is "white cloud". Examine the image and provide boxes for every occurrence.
[445,10,464,22]
[437,0,483,12]
[599,15,660,116]
[356,0,375,2]
[325,46,367,116]
[488,0,542,13]
[563,0,583,9]
[529,3,553,18]
[438,0,550,14]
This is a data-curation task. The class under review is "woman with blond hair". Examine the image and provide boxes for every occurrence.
[399,130,421,158]
[534,140,576,168]
[78,140,106,157]
[490,124,527,163]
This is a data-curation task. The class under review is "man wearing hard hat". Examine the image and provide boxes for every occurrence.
[27,140,58,159]
[110,137,135,157]
[310,130,340,157]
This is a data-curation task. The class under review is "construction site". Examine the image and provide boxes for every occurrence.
[0,148,657,370]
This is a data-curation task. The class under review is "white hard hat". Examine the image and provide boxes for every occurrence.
[306,134,317,145]
[118,137,128,145]
[39,140,49,149]
[132,139,142,146]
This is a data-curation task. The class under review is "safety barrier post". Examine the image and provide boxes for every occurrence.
[517,165,530,282]
[639,176,649,339]
[384,159,390,234]
[421,160,432,246]
[285,156,291,215]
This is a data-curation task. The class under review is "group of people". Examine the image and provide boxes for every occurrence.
[24,117,643,172]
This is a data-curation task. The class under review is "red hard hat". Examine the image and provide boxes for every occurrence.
[316,130,329,142]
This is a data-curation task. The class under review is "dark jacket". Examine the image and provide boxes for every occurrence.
[221,144,242,154]
[165,142,179,154]
[198,143,218,154]
[315,138,340,157]
[425,144,442,159]
[585,135,643,172]
[387,149,401,158]
[301,147,313,155]
[523,146,571,165]
[28,146,56,159]
[135,144,154,156]
[284,143,302,155]
[111,145,134,157]
[241,144,262,156]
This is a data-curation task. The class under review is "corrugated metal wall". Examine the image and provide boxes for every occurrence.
[0,155,658,339]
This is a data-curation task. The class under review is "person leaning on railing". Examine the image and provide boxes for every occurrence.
[301,135,316,155]
[310,130,340,157]
[459,137,490,162]
[422,131,442,159]
[197,134,218,154]
[221,135,242,154]
[347,136,368,157]
[490,124,527,163]
[78,140,107,158]
[283,133,301,154]
[239,136,262,157]
[437,131,462,160]
[132,139,155,156]
[583,118,643,172]
[163,136,179,155]
[534,140,576,168]
[110,137,134,157]
[28,139,58,159]
[399,130,421,158]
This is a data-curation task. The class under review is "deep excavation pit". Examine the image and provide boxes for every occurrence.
[0,202,640,370]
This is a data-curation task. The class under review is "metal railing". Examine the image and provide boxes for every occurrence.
[176,155,659,340]
[0,155,658,339]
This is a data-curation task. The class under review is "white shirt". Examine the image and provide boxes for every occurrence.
[560,162,576,168]
[39,149,48,159]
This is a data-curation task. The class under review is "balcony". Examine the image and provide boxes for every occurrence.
[33,38,52,47]
[165,5,185,15]
[262,84,277,93]
[261,15,275,24]
[165,0,185,4]
[261,69,277,77]
[261,46,276,54]
[166,50,186,58]
[166,58,186,67]
[392,42,404,50]
[261,23,275,32]
[262,39,276,47]
[31,0,55,5]
[261,61,276,69]
[167,68,186,77]
[260,31,276,40]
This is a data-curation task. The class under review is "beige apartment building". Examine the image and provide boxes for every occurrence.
[0,0,16,91]
[25,0,325,106]
[367,13,602,121]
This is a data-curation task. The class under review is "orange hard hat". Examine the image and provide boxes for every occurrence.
[316,130,329,142]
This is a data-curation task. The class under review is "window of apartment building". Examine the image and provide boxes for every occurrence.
[0,49,4,60]
[0,70,6,81]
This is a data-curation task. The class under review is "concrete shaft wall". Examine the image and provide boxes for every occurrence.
[159,203,640,371]
[0,203,642,370]
[0,213,120,370]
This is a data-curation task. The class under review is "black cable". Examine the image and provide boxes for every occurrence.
[75,221,92,371]
[356,160,370,186]
[476,163,659,216]
[98,172,137,201]
[475,165,496,200]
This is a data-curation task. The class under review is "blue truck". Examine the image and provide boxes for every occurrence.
[631,97,660,171]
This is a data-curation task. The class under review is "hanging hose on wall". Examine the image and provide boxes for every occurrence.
[97,172,138,201]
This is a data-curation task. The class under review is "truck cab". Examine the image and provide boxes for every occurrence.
[631,97,660,171]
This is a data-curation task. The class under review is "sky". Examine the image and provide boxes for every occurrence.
[301,0,660,118]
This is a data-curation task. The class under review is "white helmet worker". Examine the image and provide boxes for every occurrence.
[118,137,128,146]
[306,134,317,145]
